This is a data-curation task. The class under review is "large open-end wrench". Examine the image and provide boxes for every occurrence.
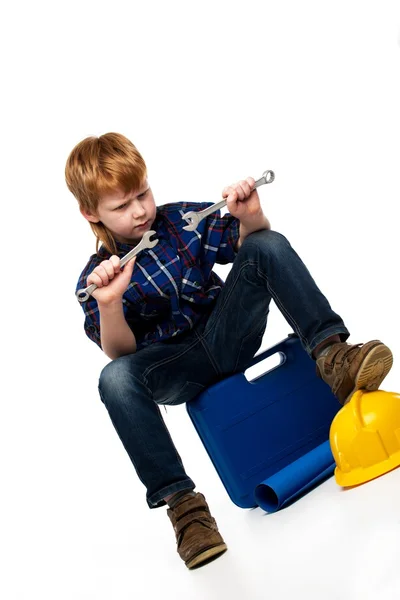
[181,169,275,231]
[76,230,159,303]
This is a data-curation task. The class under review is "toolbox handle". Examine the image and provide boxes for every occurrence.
[247,333,298,370]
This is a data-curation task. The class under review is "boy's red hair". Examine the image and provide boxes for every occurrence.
[65,132,147,254]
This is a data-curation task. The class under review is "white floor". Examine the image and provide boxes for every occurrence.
[7,442,400,600]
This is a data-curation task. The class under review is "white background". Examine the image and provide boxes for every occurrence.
[2,1,400,598]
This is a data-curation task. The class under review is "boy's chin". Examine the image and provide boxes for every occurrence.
[114,234,140,245]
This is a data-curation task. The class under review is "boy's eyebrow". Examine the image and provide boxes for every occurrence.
[128,186,149,199]
[108,186,150,208]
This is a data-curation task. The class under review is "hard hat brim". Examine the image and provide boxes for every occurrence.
[335,453,400,487]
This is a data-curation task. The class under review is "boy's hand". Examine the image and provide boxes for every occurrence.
[86,256,136,305]
[222,177,263,223]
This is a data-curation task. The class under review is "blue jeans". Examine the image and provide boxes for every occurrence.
[98,230,349,508]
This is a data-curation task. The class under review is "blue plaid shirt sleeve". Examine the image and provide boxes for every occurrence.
[202,206,240,265]
[76,256,103,349]
[215,213,240,264]
[83,299,102,348]
[76,256,138,350]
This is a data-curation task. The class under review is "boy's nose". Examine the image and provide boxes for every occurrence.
[131,201,146,219]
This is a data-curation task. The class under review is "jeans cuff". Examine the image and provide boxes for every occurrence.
[306,327,350,357]
[146,478,196,509]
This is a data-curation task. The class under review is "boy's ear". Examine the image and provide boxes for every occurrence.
[80,207,100,223]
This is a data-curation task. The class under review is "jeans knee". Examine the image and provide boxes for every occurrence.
[98,356,145,406]
[98,359,122,404]
[240,229,290,258]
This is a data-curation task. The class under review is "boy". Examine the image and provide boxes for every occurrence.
[66,132,393,569]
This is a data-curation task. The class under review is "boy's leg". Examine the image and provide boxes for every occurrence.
[97,325,220,509]
[201,229,392,404]
[202,228,349,372]
[98,330,228,568]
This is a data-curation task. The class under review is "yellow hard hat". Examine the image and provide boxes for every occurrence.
[330,389,400,487]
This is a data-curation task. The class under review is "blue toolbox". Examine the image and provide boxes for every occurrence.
[186,334,340,511]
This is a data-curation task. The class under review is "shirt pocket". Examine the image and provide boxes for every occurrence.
[124,294,172,322]
[181,264,204,299]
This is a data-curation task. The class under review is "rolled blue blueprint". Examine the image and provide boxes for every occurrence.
[254,440,335,512]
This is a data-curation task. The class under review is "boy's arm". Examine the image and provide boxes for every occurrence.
[80,255,137,359]
[222,177,271,252]
[235,214,271,251]
[98,300,137,360]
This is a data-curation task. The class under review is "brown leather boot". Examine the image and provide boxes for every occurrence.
[167,492,228,569]
[316,339,393,405]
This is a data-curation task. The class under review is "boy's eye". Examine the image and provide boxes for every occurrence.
[114,189,148,210]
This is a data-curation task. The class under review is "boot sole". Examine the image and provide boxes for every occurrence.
[345,344,393,404]
[186,543,228,569]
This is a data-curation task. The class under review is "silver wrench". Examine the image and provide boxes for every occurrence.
[182,169,275,231]
[76,230,159,303]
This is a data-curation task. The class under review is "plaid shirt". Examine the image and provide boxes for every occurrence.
[76,201,240,352]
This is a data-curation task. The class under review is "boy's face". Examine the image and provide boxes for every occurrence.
[82,178,157,246]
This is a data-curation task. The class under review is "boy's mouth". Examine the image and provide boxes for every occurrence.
[135,220,149,229]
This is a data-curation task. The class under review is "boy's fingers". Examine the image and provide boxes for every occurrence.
[110,255,121,273]
[87,272,104,288]
[222,185,235,198]
[98,260,115,279]
[94,266,110,286]
[122,256,136,274]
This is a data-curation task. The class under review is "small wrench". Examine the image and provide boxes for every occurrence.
[181,169,275,231]
[76,230,159,303]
